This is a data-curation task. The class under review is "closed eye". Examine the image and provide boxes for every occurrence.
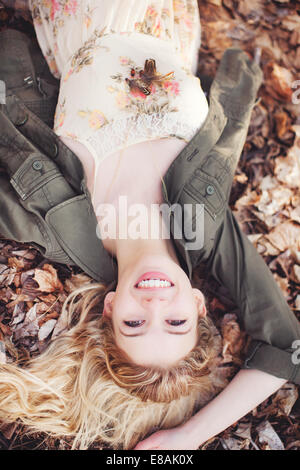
[124,320,145,328]
[124,320,186,328]
[167,320,186,326]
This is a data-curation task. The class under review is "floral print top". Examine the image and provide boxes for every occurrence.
[29,0,209,169]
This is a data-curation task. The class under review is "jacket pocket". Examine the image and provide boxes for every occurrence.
[10,153,64,201]
[45,195,115,282]
[183,169,226,221]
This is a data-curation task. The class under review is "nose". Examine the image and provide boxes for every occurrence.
[141,295,168,311]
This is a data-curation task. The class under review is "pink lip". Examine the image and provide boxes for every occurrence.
[135,271,174,287]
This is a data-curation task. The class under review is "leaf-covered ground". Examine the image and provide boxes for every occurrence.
[0,0,299,451]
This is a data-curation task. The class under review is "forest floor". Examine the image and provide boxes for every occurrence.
[0,0,299,450]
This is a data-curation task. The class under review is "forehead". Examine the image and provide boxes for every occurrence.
[116,327,198,367]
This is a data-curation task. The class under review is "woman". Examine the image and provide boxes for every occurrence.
[0,0,299,450]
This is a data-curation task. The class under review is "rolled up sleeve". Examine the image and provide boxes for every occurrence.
[206,206,300,384]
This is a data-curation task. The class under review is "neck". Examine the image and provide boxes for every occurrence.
[100,204,180,278]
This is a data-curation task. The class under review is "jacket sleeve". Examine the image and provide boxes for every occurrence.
[206,205,300,384]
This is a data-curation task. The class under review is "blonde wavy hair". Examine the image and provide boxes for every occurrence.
[0,281,224,449]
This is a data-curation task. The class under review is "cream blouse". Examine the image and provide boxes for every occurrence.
[29,0,209,189]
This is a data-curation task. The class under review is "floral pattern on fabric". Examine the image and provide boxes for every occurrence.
[44,47,59,77]
[53,96,66,130]
[30,1,208,175]
[30,0,79,36]
[63,27,110,82]
[174,0,198,65]
[78,109,108,130]
[134,5,171,39]
[29,0,202,77]
[108,57,180,115]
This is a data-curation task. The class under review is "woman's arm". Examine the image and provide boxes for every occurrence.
[206,206,300,383]
[134,368,287,450]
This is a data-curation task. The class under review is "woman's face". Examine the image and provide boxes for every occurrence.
[103,255,206,367]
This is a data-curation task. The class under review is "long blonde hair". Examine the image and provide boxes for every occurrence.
[0,282,224,449]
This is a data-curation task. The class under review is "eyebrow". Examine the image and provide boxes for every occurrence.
[119,326,193,337]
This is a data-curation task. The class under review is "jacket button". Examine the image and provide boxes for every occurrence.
[206,184,215,195]
[32,160,43,171]
[52,143,59,158]
[15,114,28,126]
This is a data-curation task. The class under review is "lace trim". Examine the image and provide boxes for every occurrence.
[83,112,203,163]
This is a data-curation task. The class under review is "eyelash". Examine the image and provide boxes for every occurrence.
[124,320,186,328]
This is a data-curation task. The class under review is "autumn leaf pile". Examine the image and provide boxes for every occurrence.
[0,0,299,450]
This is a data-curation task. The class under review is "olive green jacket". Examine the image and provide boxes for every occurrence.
[0,29,299,384]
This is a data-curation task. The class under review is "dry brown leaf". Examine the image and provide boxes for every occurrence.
[33,264,63,293]
[265,221,300,253]
[13,304,39,341]
[274,111,291,139]
[38,293,58,304]
[265,62,294,102]
[51,310,69,339]
[234,173,248,184]
[221,314,246,358]
[38,319,57,341]
[289,206,300,224]
[291,265,300,284]
[295,295,300,311]
[257,421,285,450]
[38,310,59,326]
[64,273,92,293]
[0,422,18,440]
[0,264,16,286]
[273,383,298,416]
[256,32,282,62]
[8,257,25,271]
[206,0,222,5]
[281,14,300,32]
[274,127,300,188]
[35,301,52,316]
[256,236,281,256]
[0,340,6,364]
[286,441,300,450]
[247,234,263,246]
[254,186,293,216]
[221,437,244,450]
[0,322,11,336]
[268,249,295,278]
[204,21,233,58]
[10,302,25,326]
[272,273,289,298]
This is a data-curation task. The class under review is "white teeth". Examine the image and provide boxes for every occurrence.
[137,279,171,288]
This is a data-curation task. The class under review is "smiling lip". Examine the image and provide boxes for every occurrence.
[135,271,174,288]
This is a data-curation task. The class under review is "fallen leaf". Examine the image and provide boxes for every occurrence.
[272,273,289,298]
[274,111,291,139]
[38,319,57,341]
[265,62,294,102]
[273,383,298,416]
[221,437,244,450]
[221,314,246,359]
[33,264,63,293]
[291,265,300,284]
[295,295,300,311]
[274,130,300,188]
[10,302,25,326]
[0,340,6,364]
[13,304,39,341]
[257,421,285,450]
[8,257,25,271]
[265,221,300,253]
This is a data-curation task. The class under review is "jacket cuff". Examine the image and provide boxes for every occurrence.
[242,340,300,385]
